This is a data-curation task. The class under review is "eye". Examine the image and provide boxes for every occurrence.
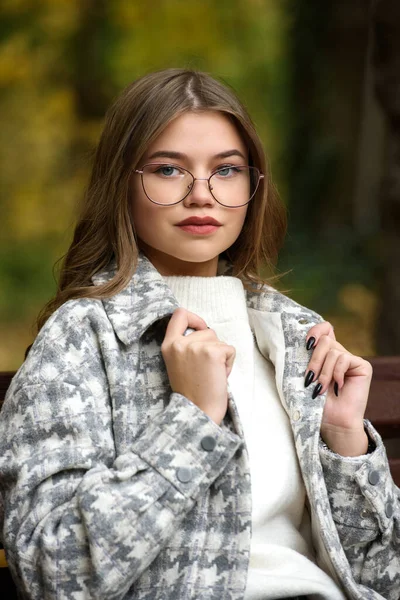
[154,164,183,177]
[215,165,241,177]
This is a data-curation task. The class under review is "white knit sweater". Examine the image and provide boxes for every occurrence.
[163,274,346,600]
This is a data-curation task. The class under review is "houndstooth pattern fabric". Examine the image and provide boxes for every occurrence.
[0,252,398,599]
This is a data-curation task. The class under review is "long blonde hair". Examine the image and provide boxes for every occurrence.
[35,68,287,335]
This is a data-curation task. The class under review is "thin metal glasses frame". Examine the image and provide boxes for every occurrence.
[132,163,264,207]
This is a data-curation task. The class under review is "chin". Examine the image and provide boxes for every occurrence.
[172,252,218,264]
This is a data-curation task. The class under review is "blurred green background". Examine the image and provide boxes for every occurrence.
[1,0,399,370]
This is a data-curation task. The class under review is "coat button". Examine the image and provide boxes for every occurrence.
[177,467,192,483]
[201,436,217,451]
[292,409,301,422]
[368,470,380,486]
[360,508,369,519]
[385,502,394,518]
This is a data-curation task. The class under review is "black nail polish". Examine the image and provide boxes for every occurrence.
[305,370,315,388]
[312,383,323,399]
[306,336,316,351]
[334,382,339,397]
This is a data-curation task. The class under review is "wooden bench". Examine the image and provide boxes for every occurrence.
[0,357,399,595]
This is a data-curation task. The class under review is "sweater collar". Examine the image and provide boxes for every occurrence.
[162,275,248,326]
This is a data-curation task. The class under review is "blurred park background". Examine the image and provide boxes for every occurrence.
[1,0,399,370]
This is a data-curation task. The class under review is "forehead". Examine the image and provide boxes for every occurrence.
[146,111,247,155]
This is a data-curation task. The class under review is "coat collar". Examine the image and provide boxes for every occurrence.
[92,253,179,345]
[91,252,319,346]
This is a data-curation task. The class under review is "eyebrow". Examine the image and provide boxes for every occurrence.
[147,149,247,161]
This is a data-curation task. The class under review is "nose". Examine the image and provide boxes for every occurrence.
[183,177,216,207]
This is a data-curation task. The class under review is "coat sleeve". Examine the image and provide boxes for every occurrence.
[0,369,241,599]
[319,419,400,600]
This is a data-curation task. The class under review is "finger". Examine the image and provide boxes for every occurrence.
[306,335,334,382]
[185,339,236,377]
[225,345,236,377]
[183,328,219,343]
[314,348,348,395]
[306,321,336,350]
[164,308,208,341]
[187,339,235,359]
[333,354,372,389]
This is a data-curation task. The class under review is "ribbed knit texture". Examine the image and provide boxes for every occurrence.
[163,274,345,599]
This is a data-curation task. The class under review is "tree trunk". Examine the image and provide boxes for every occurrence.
[372,0,400,354]
[70,0,112,119]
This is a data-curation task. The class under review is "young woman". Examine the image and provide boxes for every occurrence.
[0,68,398,600]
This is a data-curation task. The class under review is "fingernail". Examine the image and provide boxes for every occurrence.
[312,383,323,399]
[306,336,316,351]
[334,382,339,397]
[304,370,315,388]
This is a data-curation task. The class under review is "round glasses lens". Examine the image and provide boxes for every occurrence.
[209,166,256,206]
[142,164,193,204]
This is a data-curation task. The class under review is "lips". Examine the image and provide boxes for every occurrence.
[176,217,222,226]
[177,223,220,235]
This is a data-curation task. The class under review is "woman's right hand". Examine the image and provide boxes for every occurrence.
[161,308,236,425]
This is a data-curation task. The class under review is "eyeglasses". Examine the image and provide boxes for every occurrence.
[132,163,264,207]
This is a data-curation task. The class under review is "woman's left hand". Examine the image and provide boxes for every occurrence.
[305,321,373,456]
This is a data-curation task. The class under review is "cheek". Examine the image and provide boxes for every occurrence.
[132,202,158,239]
[224,210,247,247]
[131,191,174,248]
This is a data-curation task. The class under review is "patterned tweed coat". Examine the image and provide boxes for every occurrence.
[0,252,399,600]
